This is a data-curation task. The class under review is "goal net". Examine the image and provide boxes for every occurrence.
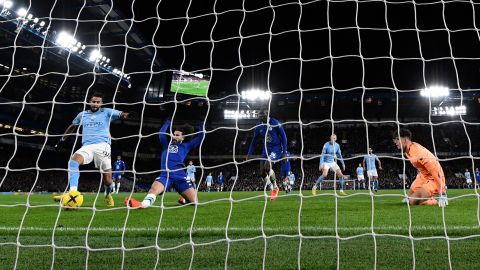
[1,0,480,269]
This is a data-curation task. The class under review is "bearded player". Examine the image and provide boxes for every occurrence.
[54,92,131,207]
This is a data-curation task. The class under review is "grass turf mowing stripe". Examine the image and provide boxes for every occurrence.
[1,225,480,233]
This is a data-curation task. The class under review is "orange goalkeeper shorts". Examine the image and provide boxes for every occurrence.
[410,175,439,197]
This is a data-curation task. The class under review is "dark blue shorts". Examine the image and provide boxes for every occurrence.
[155,175,194,194]
[262,149,283,163]
[113,173,122,181]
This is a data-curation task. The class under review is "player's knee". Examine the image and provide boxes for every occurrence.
[408,198,418,205]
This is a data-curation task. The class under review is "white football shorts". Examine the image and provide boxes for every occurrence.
[321,162,340,172]
[75,142,111,171]
[367,169,378,178]
[186,176,196,182]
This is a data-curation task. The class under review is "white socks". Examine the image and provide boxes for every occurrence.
[142,193,157,208]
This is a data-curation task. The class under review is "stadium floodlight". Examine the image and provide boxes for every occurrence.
[16,8,27,17]
[33,17,38,23]
[88,49,101,62]
[432,105,466,116]
[224,109,258,119]
[2,0,13,9]
[241,89,272,101]
[39,21,45,27]
[56,31,76,48]
[420,86,449,98]
[27,13,33,20]
[106,58,110,63]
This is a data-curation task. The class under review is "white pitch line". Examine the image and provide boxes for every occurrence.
[0,225,479,233]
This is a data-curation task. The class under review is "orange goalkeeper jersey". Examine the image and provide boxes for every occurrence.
[406,142,446,194]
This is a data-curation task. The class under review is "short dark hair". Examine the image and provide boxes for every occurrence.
[90,92,104,100]
[394,128,412,139]
[175,124,194,136]
[259,109,269,116]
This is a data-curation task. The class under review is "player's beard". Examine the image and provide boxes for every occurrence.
[90,106,100,112]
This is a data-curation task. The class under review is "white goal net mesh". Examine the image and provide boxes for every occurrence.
[1,0,480,269]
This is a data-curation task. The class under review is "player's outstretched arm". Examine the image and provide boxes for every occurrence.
[159,120,171,147]
[319,144,327,170]
[55,124,78,151]
[377,156,383,170]
[120,111,139,120]
[421,157,448,206]
[275,119,288,156]
[187,121,206,150]
[336,146,345,170]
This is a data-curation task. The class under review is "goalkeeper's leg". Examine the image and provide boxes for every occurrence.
[408,179,437,206]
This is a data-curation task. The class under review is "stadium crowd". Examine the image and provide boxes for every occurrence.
[0,122,479,192]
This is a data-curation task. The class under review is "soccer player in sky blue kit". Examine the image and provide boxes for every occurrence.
[246,110,288,200]
[217,172,224,192]
[112,155,126,194]
[313,134,346,195]
[363,148,382,192]
[465,168,472,189]
[186,160,196,189]
[356,163,365,190]
[206,172,213,192]
[125,119,204,208]
[54,92,130,207]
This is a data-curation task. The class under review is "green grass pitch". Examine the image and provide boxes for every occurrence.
[1,190,480,269]
[171,80,209,96]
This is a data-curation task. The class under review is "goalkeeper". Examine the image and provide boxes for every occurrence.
[125,119,204,208]
[245,110,288,200]
[393,129,447,206]
[53,92,131,207]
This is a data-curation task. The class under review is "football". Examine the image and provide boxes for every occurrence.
[61,191,84,208]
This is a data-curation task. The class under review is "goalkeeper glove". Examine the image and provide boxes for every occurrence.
[438,193,448,207]
[54,138,66,152]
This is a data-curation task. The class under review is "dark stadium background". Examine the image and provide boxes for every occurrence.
[0,0,479,192]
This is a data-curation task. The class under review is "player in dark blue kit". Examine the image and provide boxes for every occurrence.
[281,152,294,193]
[112,155,126,194]
[246,110,288,200]
[217,172,224,192]
[125,119,205,208]
[280,152,295,193]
